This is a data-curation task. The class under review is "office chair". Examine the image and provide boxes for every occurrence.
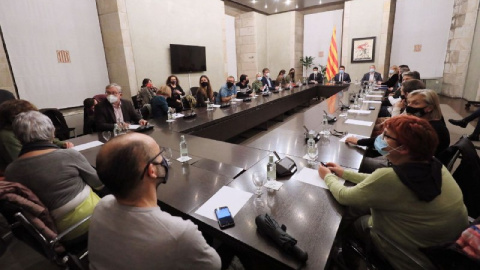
[40,108,76,140]
[190,87,198,96]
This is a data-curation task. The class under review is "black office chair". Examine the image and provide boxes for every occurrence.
[40,108,76,140]
[190,87,198,96]
[131,95,140,110]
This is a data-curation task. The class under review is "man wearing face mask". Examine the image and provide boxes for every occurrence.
[95,83,147,132]
[89,133,221,270]
[216,76,237,104]
[261,68,278,91]
[361,65,383,85]
[319,115,468,270]
[235,74,253,98]
[308,67,324,84]
[333,66,351,84]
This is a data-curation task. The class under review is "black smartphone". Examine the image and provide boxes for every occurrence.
[368,106,375,110]
[214,206,235,229]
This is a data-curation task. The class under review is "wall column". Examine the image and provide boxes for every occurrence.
[0,33,15,96]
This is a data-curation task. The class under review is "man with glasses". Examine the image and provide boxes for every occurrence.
[89,133,221,270]
[95,83,148,131]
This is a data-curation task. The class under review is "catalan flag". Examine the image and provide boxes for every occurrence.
[326,27,339,113]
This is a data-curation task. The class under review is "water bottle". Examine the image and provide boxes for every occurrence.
[322,114,329,136]
[168,107,173,120]
[353,93,359,109]
[113,123,120,137]
[179,135,188,159]
[267,154,276,181]
[307,131,318,161]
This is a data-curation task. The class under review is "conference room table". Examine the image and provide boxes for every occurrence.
[71,83,384,270]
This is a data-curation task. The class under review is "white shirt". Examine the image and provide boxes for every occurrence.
[113,101,124,123]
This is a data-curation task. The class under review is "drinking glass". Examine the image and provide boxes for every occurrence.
[102,131,112,142]
[161,147,173,165]
[252,172,266,195]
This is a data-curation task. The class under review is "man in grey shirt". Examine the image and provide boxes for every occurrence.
[89,133,221,270]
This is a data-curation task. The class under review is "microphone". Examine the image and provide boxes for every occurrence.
[323,110,337,123]
[338,100,350,110]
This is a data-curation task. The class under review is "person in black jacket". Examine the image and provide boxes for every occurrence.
[308,67,323,84]
[333,66,351,83]
[361,65,383,84]
[166,75,184,112]
[382,65,399,88]
[94,83,147,132]
[260,68,278,91]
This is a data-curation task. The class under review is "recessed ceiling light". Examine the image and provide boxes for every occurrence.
[265,4,268,8]
[251,0,257,3]
[275,8,278,12]
[285,0,292,5]
[319,0,322,3]
[295,4,298,8]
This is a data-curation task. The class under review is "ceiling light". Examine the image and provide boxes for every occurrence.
[251,0,257,3]
[296,4,298,8]
[285,0,291,5]
[319,0,322,3]
[275,8,278,12]
[265,3,268,8]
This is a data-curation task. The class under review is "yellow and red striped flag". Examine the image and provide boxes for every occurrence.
[326,27,339,113]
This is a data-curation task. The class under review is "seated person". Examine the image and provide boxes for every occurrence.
[319,114,468,270]
[285,68,296,84]
[95,83,147,132]
[382,65,399,89]
[0,100,73,173]
[308,67,323,84]
[260,68,278,91]
[276,70,287,88]
[216,76,237,104]
[449,107,480,141]
[5,111,103,240]
[150,85,171,118]
[397,64,410,83]
[137,78,157,108]
[333,66,351,83]
[89,133,221,270]
[235,74,253,98]
[166,75,184,113]
[196,75,214,107]
[83,98,97,134]
[361,65,383,85]
[252,72,265,93]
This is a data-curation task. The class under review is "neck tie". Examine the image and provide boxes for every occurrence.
[340,75,343,82]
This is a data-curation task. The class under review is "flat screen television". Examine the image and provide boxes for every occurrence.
[170,44,206,73]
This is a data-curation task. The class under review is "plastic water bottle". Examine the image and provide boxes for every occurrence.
[179,135,188,159]
[168,107,173,120]
[353,94,359,109]
[307,131,318,162]
[267,154,276,181]
[113,123,120,137]
[322,114,329,136]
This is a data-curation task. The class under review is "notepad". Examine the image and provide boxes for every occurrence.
[293,167,345,190]
[195,186,253,221]
[212,104,221,108]
[73,141,103,151]
[345,119,373,126]
[128,124,140,130]
[366,95,383,98]
[340,134,369,150]
[348,109,371,114]
[363,100,381,104]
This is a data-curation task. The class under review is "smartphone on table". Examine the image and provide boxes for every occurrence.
[214,206,235,229]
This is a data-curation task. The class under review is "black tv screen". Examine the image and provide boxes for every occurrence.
[170,44,206,73]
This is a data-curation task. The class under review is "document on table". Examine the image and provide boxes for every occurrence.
[363,100,381,104]
[348,109,371,114]
[340,134,369,150]
[128,124,140,130]
[293,167,345,190]
[370,91,384,95]
[233,98,243,102]
[366,94,383,98]
[345,119,373,126]
[173,113,184,119]
[212,104,221,108]
[73,141,103,151]
[195,186,253,221]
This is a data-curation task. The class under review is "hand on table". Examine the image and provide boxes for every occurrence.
[325,162,344,178]
[318,164,332,179]
[139,119,148,126]
[345,136,359,145]
[63,142,74,149]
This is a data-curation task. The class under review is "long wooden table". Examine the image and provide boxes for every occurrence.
[71,83,383,270]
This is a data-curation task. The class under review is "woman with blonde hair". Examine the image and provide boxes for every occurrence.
[151,85,171,118]
[382,65,399,89]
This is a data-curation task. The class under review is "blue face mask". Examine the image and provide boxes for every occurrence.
[339,70,344,74]
[374,135,390,156]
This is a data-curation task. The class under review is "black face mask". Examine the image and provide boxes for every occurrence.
[201,82,208,87]
[171,81,176,85]
[154,157,169,185]
[406,106,428,117]
[245,80,249,85]
[227,82,234,88]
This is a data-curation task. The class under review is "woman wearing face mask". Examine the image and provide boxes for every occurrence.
[276,70,287,88]
[318,115,468,270]
[165,75,184,112]
[252,72,265,93]
[151,86,171,118]
[346,89,449,173]
[285,68,295,84]
[196,75,214,107]
[381,65,399,89]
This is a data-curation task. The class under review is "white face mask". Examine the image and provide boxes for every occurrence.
[266,73,270,77]
[314,71,318,74]
[389,69,394,74]
[257,77,262,81]
[107,94,118,104]
[370,68,375,73]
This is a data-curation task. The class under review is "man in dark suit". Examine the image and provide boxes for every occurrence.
[261,68,278,91]
[361,65,383,84]
[308,67,323,84]
[333,66,351,83]
[95,83,147,131]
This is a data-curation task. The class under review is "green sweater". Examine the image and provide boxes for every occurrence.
[324,167,468,270]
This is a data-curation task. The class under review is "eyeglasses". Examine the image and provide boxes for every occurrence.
[382,132,398,141]
[140,149,169,183]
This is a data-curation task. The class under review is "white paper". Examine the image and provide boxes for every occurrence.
[363,100,381,104]
[176,156,192,163]
[366,95,383,98]
[194,186,253,220]
[166,119,175,123]
[293,167,345,190]
[128,124,140,130]
[348,109,371,114]
[212,104,221,108]
[264,181,283,190]
[233,98,243,102]
[369,91,384,95]
[73,141,103,151]
[173,113,184,119]
[340,134,369,150]
[345,119,373,126]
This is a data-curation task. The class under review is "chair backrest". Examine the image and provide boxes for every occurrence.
[0,89,15,106]
[131,95,140,109]
[190,87,199,96]
[39,108,71,140]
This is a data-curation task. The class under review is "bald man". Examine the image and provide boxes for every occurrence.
[88,133,221,270]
